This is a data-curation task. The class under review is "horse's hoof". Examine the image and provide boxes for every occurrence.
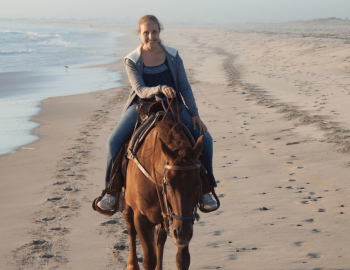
[127,265,140,270]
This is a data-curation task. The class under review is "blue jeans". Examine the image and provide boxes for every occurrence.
[105,105,216,188]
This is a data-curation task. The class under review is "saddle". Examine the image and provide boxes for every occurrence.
[92,95,218,216]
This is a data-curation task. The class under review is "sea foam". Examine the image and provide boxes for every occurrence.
[0,22,126,156]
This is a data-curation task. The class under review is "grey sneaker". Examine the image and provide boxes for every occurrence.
[97,194,116,211]
[202,193,217,211]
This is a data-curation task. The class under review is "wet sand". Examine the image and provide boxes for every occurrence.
[1,21,350,269]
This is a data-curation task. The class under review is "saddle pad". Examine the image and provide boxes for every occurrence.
[127,111,165,158]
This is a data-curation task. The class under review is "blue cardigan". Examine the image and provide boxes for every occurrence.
[123,44,199,117]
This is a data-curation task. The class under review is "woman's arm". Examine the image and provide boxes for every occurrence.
[176,54,208,134]
[176,54,199,117]
[125,58,167,98]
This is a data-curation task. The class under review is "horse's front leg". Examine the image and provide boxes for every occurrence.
[154,224,167,270]
[123,205,140,270]
[176,245,190,270]
[134,211,157,270]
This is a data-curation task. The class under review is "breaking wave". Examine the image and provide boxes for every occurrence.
[0,49,33,54]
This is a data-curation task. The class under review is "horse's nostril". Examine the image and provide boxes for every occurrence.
[173,229,178,239]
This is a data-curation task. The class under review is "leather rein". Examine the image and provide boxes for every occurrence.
[160,162,201,236]
[163,163,201,221]
[130,96,201,236]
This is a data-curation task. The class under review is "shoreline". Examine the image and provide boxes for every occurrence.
[0,22,139,269]
[0,22,137,158]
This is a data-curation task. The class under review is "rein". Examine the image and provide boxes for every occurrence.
[160,162,201,236]
[128,142,201,237]
[129,96,201,236]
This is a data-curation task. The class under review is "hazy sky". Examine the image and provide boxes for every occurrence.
[2,0,350,23]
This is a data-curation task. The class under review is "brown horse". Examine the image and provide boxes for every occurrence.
[123,117,204,270]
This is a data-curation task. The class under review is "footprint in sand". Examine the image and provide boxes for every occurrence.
[214,211,223,216]
[50,227,62,231]
[113,243,127,251]
[41,217,56,222]
[311,229,325,233]
[304,218,316,223]
[307,253,325,259]
[100,220,118,226]
[53,181,68,185]
[294,241,307,246]
[40,254,54,259]
[47,197,62,201]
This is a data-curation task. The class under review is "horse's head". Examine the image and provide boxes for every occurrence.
[160,136,203,247]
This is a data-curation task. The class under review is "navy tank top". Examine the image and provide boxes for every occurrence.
[133,59,175,104]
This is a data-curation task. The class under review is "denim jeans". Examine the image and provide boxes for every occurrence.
[105,105,216,188]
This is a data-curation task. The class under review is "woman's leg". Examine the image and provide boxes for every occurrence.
[105,104,139,187]
[180,107,217,187]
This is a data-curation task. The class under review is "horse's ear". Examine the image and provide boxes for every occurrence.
[160,139,176,161]
[192,135,203,160]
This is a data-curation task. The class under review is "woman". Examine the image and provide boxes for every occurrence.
[98,15,217,211]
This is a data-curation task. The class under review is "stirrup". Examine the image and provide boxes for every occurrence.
[92,189,120,216]
[198,187,220,213]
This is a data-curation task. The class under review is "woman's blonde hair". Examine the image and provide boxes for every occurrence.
[137,15,163,34]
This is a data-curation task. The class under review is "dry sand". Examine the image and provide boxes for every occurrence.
[1,22,350,270]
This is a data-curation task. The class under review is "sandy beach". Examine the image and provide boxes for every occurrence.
[1,21,350,269]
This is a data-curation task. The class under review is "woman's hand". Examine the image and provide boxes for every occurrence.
[162,87,176,98]
[192,116,208,134]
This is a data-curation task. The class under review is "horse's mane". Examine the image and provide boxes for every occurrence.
[154,117,193,161]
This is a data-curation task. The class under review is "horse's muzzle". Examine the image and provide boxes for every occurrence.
[172,221,193,247]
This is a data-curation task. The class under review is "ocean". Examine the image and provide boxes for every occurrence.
[0,22,125,156]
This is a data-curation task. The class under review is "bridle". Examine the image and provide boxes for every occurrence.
[128,149,202,237]
[130,96,202,236]
[156,162,202,237]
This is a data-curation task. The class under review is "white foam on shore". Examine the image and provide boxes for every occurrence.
[0,98,40,156]
[0,67,123,156]
[0,22,127,156]
[0,23,124,73]
[0,49,33,54]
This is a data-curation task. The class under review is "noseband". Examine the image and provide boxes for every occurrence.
[162,163,201,226]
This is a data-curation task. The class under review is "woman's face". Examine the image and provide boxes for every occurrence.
[139,21,160,49]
